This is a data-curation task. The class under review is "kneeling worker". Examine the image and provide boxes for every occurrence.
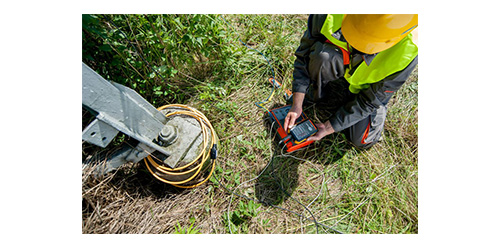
[284,14,418,149]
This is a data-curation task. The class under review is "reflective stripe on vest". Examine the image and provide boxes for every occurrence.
[345,34,418,94]
[320,14,348,51]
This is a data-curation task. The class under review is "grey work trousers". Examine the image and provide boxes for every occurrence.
[306,41,386,149]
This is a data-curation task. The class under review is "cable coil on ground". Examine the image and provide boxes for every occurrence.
[144,104,218,189]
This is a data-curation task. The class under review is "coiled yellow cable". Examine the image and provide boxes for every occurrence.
[144,104,218,188]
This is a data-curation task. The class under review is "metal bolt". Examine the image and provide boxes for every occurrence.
[158,125,178,146]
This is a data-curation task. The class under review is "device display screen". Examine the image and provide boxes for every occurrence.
[290,120,317,142]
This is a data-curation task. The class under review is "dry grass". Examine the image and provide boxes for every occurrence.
[83,162,226,233]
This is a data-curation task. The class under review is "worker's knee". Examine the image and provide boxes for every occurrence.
[310,50,331,64]
[345,123,384,150]
[349,137,379,150]
[343,108,387,150]
[309,42,343,70]
[309,42,342,67]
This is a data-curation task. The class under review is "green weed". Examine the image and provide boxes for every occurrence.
[173,219,201,234]
[223,200,261,233]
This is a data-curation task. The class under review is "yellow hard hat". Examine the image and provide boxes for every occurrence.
[342,14,418,54]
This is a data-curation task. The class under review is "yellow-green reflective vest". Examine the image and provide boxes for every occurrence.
[320,14,418,94]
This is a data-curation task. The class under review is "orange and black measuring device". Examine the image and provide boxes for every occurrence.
[269,105,318,152]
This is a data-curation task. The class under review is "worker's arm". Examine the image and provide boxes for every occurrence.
[291,14,327,94]
[285,14,327,130]
[329,56,418,133]
[307,58,417,142]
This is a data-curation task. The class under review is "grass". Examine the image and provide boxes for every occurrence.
[82,14,418,234]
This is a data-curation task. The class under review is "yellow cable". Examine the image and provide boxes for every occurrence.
[144,104,218,188]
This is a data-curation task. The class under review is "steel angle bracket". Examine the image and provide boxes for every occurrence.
[82,63,170,174]
[82,118,119,148]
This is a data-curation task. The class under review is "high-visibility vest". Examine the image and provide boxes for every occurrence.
[320,14,418,94]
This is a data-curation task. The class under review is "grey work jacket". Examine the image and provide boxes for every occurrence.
[292,14,418,132]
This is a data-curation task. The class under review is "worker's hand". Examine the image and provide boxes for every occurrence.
[308,120,335,141]
[284,92,306,131]
[284,105,302,132]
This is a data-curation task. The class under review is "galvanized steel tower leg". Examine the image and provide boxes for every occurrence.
[82,63,172,175]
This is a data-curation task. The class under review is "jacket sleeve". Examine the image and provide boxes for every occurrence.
[329,56,418,132]
[291,14,328,94]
